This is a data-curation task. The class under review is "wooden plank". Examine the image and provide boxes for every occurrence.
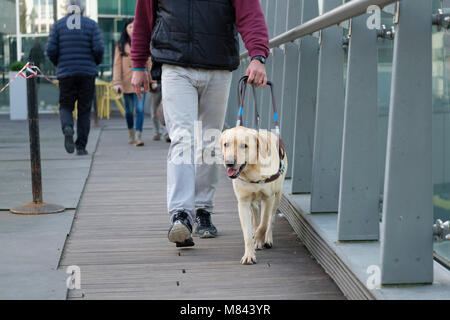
[60,125,344,300]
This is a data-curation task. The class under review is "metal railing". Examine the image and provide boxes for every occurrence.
[240,0,398,58]
[225,0,450,287]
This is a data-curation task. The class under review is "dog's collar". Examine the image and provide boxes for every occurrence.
[238,140,286,185]
[238,159,285,184]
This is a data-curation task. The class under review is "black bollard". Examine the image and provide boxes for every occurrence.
[27,65,43,204]
[10,63,65,215]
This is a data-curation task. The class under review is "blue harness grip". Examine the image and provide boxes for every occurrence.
[274,112,279,123]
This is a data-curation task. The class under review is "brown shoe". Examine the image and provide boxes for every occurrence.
[128,129,135,144]
[135,131,144,146]
[153,135,161,141]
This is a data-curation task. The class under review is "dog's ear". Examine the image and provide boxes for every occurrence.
[257,131,269,159]
[257,130,279,176]
[220,130,228,151]
[219,131,224,148]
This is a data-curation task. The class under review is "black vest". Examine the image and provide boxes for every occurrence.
[150,0,240,71]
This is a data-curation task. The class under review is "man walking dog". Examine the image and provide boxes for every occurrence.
[131,0,269,247]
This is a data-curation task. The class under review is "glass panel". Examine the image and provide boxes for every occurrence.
[1,1,137,114]
[98,18,131,81]
[98,0,118,15]
[120,0,137,16]
[377,11,395,195]
[375,1,449,267]
[0,0,17,114]
[432,2,450,266]
[98,18,114,80]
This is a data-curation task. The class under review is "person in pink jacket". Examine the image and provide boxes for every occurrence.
[113,18,151,146]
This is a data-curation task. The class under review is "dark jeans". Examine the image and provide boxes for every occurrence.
[123,93,146,132]
[59,75,95,150]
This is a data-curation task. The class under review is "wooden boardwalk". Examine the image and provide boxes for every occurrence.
[60,125,344,300]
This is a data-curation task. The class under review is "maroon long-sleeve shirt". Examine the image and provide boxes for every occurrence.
[131,0,270,69]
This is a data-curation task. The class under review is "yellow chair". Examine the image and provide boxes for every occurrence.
[53,79,125,120]
[96,80,125,119]
[95,80,108,118]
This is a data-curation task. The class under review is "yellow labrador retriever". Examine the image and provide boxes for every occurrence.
[220,126,287,264]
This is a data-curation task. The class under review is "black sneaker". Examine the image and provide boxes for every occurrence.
[76,149,89,156]
[193,209,218,238]
[176,237,195,248]
[63,126,75,154]
[168,210,195,247]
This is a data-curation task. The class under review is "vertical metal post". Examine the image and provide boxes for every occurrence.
[279,0,302,179]
[15,0,22,61]
[10,66,65,215]
[27,70,43,204]
[261,0,267,16]
[266,0,276,39]
[269,47,285,130]
[239,35,244,56]
[260,50,273,129]
[380,0,433,284]
[275,0,289,36]
[244,59,254,128]
[280,42,300,179]
[257,0,271,130]
[337,13,379,241]
[310,0,345,212]
[226,65,241,128]
[291,0,319,194]
[287,0,303,30]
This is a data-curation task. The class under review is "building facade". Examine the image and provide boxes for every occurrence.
[0,0,136,113]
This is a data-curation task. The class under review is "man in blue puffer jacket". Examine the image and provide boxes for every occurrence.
[46,0,104,155]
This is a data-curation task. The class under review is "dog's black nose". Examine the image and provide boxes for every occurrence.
[225,159,236,168]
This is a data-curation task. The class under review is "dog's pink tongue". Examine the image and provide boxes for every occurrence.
[227,167,239,177]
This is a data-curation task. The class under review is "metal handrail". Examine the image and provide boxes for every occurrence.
[240,0,399,59]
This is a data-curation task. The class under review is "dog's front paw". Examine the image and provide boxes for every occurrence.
[254,229,266,250]
[240,252,257,265]
[255,237,265,250]
[264,241,273,249]
[264,231,273,249]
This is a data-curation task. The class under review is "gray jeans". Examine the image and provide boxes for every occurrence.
[161,64,232,225]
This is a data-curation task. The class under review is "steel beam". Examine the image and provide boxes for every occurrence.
[310,0,345,213]
[291,0,319,194]
[275,0,289,36]
[280,42,300,179]
[266,0,276,39]
[287,0,303,30]
[380,0,433,285]
[269,47,285,131]
[337,13,379,241]
[260,50,273,130]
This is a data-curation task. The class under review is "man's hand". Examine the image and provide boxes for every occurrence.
[131,70,149,99]
[246,59,267,88]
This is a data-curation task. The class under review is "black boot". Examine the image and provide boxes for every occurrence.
[63,126,75,154]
